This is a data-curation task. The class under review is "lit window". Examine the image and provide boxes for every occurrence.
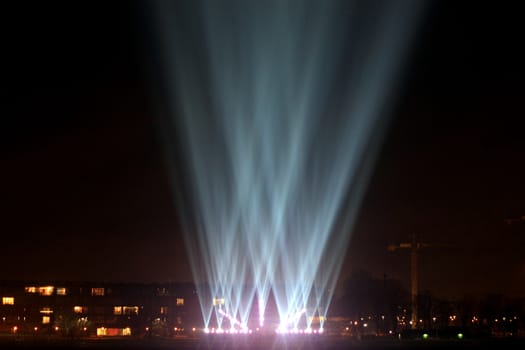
[56,287,67,295]
[113,306,122,315]
[97,327,107,336]
[2,297,14,305]
[38,286,54,296]
[176,298,184,306]
[74,306,87,314]
[213,298,224,306]
[123,306,139,315]
[160,306,168,314]
[42,316,50,324]
[122,327,131,336]
[91,288,104,296]
[25,286,37,293]
[40,307,53,314]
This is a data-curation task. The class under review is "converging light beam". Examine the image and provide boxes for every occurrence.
[149,0,425,332]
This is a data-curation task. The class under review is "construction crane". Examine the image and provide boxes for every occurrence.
[388,234,431,329]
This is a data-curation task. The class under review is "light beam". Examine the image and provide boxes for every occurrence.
[150,0,425,332]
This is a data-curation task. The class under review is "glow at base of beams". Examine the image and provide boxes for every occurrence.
[258,298,265,327]
[203,327,324,335]
[152,0,425,332]
[278,307,307,332]
[218,309,248,331]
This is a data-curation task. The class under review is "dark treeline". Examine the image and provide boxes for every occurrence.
[330,270,525,336]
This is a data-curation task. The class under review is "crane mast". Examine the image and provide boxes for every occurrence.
[388,234,429,329]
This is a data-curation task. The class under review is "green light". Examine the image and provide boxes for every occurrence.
[422,333,429,339]
[457,333,463,339]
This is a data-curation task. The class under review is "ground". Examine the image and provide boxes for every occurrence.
[1,335,525,349]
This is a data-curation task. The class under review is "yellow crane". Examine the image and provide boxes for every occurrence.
[388,234,431,329]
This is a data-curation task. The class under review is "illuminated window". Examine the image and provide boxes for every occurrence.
[38,286,54,296]
[42,316,50,324]
[176,298,184,306]
[2,297,14,305]
[97,327,107,336]
[123,306,139,315]
[56,287,67,295]
[91,288,104,296]
[160,306,168,314]
[74,306,87,314]
[113,306,122,315]
[25,286,37,293]
[213,298,225,306]
[40,307,53,314]
[96,327,131,336]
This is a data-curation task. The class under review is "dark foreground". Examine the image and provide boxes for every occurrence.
[1,336,525,349]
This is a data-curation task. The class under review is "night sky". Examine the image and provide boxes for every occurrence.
[2,1,524,300]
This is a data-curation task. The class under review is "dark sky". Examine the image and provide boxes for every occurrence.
[2,1,524,300]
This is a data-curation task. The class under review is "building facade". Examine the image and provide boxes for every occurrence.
[0,281,200,337]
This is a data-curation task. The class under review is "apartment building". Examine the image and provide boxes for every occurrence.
[0,281,199,337]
